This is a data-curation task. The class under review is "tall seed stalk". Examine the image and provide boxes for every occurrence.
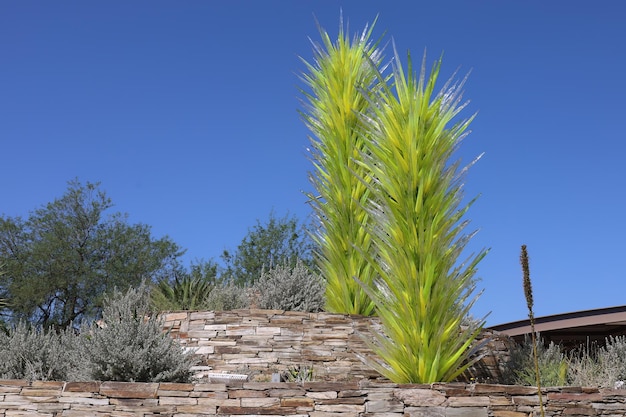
[521,244,545,417]
[300,18,384,315]
[355,47,487,383]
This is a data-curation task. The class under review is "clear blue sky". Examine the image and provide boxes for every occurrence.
[2,1,625,326]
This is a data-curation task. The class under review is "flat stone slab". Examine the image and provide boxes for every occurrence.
[100,382,159,399]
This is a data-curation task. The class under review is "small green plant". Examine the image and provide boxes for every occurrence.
[506,335,568,386]
[253,259,325,312]
[82,284,197,382]
[151,274,216,311]
[281,364,314,382]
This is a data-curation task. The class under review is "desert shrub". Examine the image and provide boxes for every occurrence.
[253,259,325,312]
[81,284,197,383]
[505,335,568,386]
[0,322,79,381]
[567,345,604,388]
[568,336,626,388]
[598,336,626,384]
[0,285,198,382]
[203,283,250,311]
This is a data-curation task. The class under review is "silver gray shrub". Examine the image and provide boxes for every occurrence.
[0,286,197,383]
[568,336,626,388]
[253,259,325,312]
[203,282,250,310]
[81,284,198,383]
[0,322,79,381]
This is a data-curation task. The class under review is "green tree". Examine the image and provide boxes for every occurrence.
[221,212,313,286]
[300,18,384,316]
[0,180,183,329]
[0,264,9,331]
[0,264,7,310]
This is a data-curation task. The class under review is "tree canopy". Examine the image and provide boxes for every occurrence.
[221,212,313,286]
[0,180,184,329]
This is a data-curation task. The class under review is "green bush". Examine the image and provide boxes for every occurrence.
[253,259,325,312]
[151,274,216,311]
[506,335,568,386]
[82,284,197,382]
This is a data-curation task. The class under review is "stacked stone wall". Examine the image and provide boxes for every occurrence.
[1,379,625,416]
[162,310,513,383]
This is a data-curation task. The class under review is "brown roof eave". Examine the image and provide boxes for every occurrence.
[488,305,626,337]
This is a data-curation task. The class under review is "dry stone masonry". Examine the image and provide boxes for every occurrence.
[1,379,626,416]
[162,309,512,383]
[1,310,624,416]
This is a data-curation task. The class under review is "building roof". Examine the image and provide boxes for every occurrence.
[488,305,626,348]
